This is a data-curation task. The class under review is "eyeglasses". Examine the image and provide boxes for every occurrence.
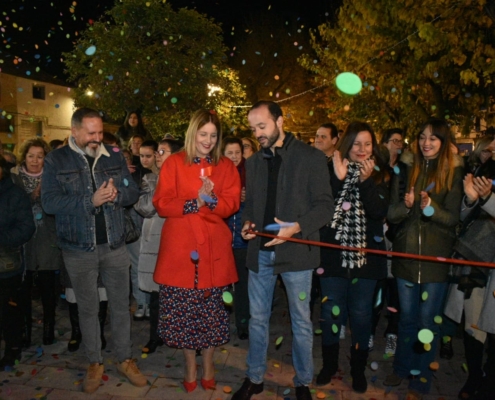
[388,139,403,145]
[243,144,252,149]
[157,149,172,156]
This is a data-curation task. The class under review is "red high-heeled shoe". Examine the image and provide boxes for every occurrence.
[201,377,216,390]
[183,380,197,393]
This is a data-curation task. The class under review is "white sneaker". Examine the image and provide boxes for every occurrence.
[144,305,150,319]
[385,333,397,355]
[339,325,346,340]
[133,304,146,321]
[368,334,374,351]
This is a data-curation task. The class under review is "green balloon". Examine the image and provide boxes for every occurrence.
[336,72,363,95]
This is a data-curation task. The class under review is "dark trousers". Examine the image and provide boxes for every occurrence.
[371,277,400,336]
[233,248,250,331]
[20,270,58,328]
[0,274,24,351]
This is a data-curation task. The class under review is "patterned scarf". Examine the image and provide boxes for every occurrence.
[20,166,43,228]
[331,162,366,268]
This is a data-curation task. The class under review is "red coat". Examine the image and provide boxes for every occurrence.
[152,152,241,289]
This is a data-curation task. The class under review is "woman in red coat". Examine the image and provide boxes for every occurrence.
[152,109,240,393]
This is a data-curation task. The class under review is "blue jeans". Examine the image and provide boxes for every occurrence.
[247,251,313,386]
[393,278,448,394]
[319,276,376,349]
[63,244,132,364]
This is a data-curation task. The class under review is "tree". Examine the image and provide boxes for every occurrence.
[63,0,246,137]
[301,0,495,135]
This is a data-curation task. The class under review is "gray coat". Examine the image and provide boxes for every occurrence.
[11,166,62,271]
[242,132,334,274]
[134,173,163,292]
[444,194,495,334]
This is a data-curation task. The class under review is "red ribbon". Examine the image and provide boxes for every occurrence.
[249,231,495,269]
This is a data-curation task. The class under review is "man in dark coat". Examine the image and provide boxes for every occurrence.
[232,101,334,400]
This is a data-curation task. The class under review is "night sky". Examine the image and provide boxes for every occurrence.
[0,0,340,79]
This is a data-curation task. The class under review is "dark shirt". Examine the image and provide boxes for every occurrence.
[85,155,108,245]
[260,139,287,249]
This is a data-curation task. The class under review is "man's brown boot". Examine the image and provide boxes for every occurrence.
[82,363,104,393]
[117,359,147,387]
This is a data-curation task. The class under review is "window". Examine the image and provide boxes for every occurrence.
[32,85,45,100]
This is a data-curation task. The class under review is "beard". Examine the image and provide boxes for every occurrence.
[83,142,101,157]
[258,125,281,149]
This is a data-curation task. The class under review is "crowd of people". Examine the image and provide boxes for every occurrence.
[0,102,494,400]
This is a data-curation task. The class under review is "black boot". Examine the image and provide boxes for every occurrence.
[43,320,55,345]
[67,303,82,352]
[474,333,495,400]
[22,317,32,349]
[316,343,339,385]
[458,331,484,399]
[350,346,368,393]
[0,346,22,369]
[98,301,108,350]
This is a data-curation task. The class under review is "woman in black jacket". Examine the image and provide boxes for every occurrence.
[385,119,464,399]
[316,121,389,393]
[0,155,35,368]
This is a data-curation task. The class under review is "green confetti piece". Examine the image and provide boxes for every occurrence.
[422,291,428,301]
[351,278,358,284]
[418,328,434,344]
[434,316,443,324]
[332,324,339,334]
[222,291,233,304]
[314,329,322,335]
[298,292,307,300]
[275,336,283,345]
[332,305,340,316]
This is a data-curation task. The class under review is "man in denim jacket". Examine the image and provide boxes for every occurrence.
[41,108,146,393]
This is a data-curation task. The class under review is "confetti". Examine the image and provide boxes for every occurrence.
[223,386,232,393]
[418,328,434,344]
[393,165,400,175]
[434,316,443,324]
[332,305,340,316]
[342,201,351,211]
[316,267,324,275]
[423,205,434,217]
[332,324,339,334]
[335,72,362,95]
[429,361,439,371]
[222,291,233,304]
[422,291,428,301]
[424,182,435,192]
[314,329,322,335]
[370,361,379,370]
[410,369,421,376]
[123,178,129,187]
[85,45,96,56]
[276,336,284,345]
[299,292,307,300]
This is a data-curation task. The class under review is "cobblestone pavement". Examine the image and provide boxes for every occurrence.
[0,282,465,400]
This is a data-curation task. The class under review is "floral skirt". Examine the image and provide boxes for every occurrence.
[157,284,230,349]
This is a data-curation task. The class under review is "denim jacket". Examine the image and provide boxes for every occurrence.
[41,137,139,251]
